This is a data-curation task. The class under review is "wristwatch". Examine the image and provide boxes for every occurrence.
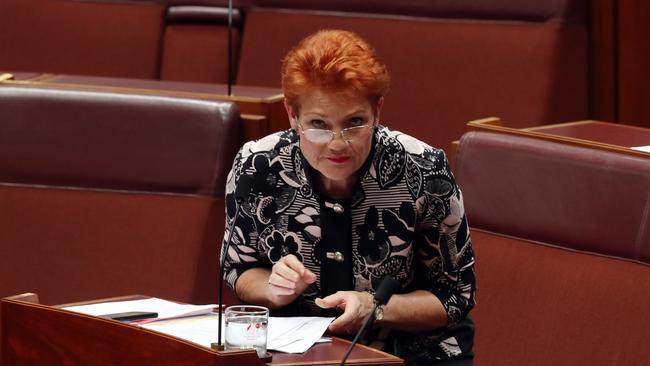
[365,290,385,321]
[374,304,385,321]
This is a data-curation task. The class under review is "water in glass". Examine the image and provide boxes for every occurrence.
[224,305,268,357]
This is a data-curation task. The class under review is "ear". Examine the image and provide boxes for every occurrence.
[284,99,298,130]
[374,97,385,125]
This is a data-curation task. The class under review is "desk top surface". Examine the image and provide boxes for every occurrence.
[524,120,650,148]
[1,72,284,100]
[55,295,402,366]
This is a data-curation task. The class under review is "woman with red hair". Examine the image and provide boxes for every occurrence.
[222,29,476,365]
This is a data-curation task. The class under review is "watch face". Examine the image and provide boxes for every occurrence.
[374,305,384,321]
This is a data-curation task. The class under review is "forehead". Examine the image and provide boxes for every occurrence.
[297,89,373,117]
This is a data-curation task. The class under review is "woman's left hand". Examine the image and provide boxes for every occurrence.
[315,291,375,334]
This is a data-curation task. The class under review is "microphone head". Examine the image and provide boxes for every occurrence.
[374,276,401,305]
[234,175,253,203]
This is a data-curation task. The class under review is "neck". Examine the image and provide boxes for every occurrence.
[318,173,357,199]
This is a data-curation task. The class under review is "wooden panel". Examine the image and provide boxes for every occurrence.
[2,295,403,365]
[524,120,650,147]
[1,298,261,366]
[466,118,650,158]
[618,0,650,127]
[0,0,166,79]
[588,0,617,121]
[241,114,269,142]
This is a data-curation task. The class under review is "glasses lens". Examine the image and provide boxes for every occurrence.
[303,129,333,144]
[341,125,370,142]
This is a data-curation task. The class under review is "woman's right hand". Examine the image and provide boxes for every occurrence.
[267,254,317,306]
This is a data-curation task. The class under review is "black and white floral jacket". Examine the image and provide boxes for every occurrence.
[222,126,476,361]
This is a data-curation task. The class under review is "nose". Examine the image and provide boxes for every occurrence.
[328,130,349,149]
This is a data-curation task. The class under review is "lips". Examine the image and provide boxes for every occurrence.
[327,156,350,164]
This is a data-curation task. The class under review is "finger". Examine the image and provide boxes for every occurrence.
[302,268,317,283]
[273,261,301,283]
[280,255,317,284]
[282,254,307,275]
[269,285,295,296]
[268,272,296,290]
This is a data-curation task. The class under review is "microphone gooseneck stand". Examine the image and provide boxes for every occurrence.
[339,276,402,365]
[227,0,233,96]
[213,176,253,350]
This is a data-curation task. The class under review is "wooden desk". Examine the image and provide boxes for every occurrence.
[466,117,650,158]
[522,120,650,148]
[1,293,403,366]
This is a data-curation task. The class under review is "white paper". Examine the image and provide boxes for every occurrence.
[63,297,217,323]
[142,314,333,353]
[267,316,334,353]
[64,298,333,354]
[142,314,223,347]
[631,145,650,153]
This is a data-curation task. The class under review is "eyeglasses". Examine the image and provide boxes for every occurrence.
[297,120,374,144]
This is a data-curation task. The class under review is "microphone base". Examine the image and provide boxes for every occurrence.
[210,344,273,362]
[210,343,225,351]
[260,352,273,363]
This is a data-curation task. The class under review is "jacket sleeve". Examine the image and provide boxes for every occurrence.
[220,145,269,294]
[414,149,476,326]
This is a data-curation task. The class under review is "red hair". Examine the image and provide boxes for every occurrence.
[281,29,390,110]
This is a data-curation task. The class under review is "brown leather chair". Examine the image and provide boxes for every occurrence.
[0,83,241,317]
[454,131,650,365]
[455,131,650,258]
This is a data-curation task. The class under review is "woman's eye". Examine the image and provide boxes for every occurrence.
[309,119,327,129]
[349,117,365,127]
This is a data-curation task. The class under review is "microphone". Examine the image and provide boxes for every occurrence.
[340,276,401,365]
[215,175,254,350]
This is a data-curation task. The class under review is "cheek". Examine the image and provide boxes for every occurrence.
[354,140,373,163]
[299,141,321,164]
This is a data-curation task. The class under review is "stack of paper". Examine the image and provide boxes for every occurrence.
[63,297,217,323]
[64,298,334,354]
[141,314,334,353]
[267,316,334,353]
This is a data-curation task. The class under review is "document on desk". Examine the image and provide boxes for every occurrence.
[141,314,334,353]
[267,316,334,353]
[62,297,216,323]
[63,298,333,353]
[631,145,650,153]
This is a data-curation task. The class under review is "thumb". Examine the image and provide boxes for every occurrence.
[315,293,344,309]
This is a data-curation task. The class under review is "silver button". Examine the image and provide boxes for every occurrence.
[325,202,345,214]
[326,251,345,263]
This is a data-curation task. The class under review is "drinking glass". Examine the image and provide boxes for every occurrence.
[224,305,268,357]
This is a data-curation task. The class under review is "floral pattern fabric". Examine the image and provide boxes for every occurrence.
[222,126,476,362]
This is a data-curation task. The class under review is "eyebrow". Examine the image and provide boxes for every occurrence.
[303,109,370,119]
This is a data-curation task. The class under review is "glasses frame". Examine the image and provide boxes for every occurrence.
[296,120,374,144]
